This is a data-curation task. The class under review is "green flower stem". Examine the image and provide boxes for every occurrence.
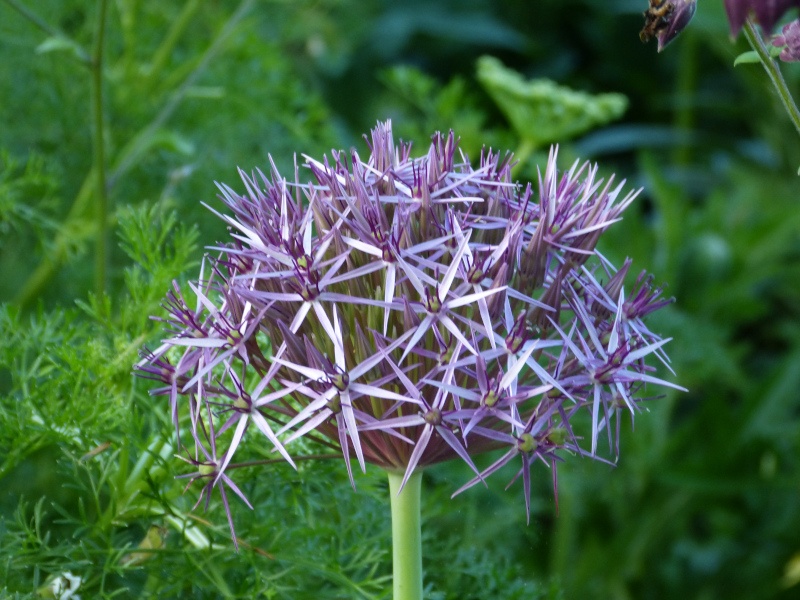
[388,470,423,600]
[91,0,109,297]
[744,19,800,141]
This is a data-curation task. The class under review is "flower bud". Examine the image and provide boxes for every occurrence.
[657,0,696,51]
[774,19,800,61]
[640,0,697,52]
[518,433,538,454]
[547,427,567,446]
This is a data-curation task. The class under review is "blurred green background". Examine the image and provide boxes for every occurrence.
[1,0,799,598]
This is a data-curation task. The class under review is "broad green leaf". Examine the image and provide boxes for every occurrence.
[476,55,628,147]
[734,50,761,65]
[734,45,783,66]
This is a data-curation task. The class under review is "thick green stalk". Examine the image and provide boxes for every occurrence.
[388,470,423,600]
[92,0,109,297]
[743,19,800,140]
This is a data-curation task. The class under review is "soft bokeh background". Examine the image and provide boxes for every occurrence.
[1,1,799,598]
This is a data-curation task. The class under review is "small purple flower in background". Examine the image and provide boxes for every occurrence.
[640,0,697,52]
[137,121,683,556]
[724,0,800,36]
[773,19,800,60]
[658,0,697,51]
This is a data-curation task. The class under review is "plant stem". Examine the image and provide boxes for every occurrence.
[2,0,91,64]
[743,19,800,140]
[672,30,697,166]
[144,0,200,89]
[92,0,109,297]
[387,470,423,600]
[109,0,254,187]
[13,0,254,307]
[511,139,535,179]
[227,453,342,469]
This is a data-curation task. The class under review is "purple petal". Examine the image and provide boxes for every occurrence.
[397,425,434,494]
[215,415,248,483]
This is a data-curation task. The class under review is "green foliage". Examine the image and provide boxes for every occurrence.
[733,45,783,66]
[0,203,555,598]
[0,152,60,258]
[0,0,340,307]
[0,204,196,479]
[475,56,628,148]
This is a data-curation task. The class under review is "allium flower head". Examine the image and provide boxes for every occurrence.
[138,121,683,539]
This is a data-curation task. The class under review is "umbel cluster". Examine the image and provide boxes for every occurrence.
[137,121,682,546]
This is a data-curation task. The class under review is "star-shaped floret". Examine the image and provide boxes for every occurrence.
[549,289,686,455]
[176,412,253,552]
[399,232,506,363]
[451,399,604,523]
[273,307,417,484]
[359,342,485,493]
[424,341,550,440]
[211,363,301,482]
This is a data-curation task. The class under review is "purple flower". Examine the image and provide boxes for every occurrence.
[175,406,253,552]
[359,341,486,492]
[659,0,696,51]
[724,0,800,36]
[773,19,800,60]
[138,121,683,542]
[640,0,697,52]
[549,288,683,455]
